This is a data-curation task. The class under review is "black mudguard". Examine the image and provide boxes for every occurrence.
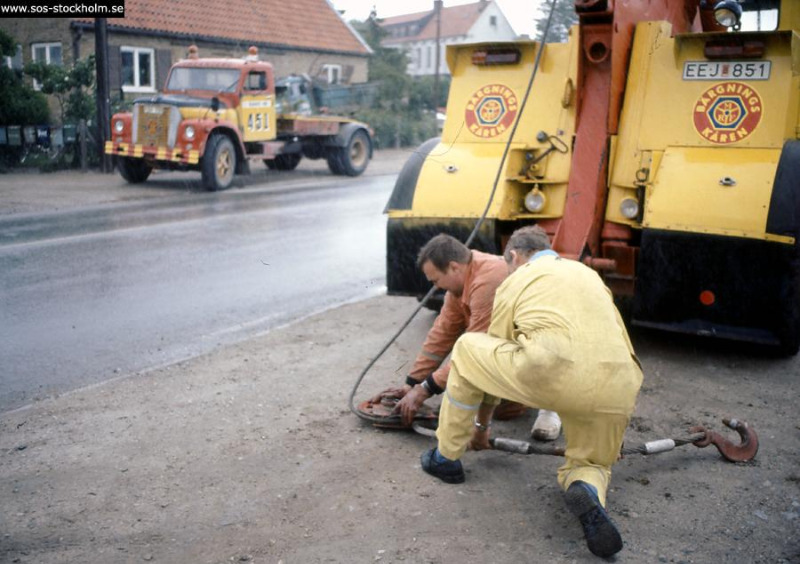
[384,137,440,212]
[386,218,498,297]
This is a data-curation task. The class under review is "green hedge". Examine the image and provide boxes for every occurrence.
[354,108,438,149]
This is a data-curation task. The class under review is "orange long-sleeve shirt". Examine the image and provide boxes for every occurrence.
[409,250,508,389]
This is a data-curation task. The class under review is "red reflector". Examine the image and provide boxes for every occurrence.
[472,48,521,66]
[699,290,716,306]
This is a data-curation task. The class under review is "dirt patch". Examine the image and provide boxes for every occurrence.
[1,295,799,563]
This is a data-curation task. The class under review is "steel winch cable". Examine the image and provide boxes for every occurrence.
[349,0,561,423]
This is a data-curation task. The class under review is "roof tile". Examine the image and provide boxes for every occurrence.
[77,0,369,54]
[380,1,490,42]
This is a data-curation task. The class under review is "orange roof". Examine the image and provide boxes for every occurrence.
[380,1,490,43]
[75,0,370,55]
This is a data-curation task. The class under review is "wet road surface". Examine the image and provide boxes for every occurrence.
[0,176,393,411]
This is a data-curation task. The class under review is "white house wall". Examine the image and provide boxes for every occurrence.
[467,2,517,43]
[387,2,517,77]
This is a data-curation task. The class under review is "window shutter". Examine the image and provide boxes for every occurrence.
[157,49,171,90]
[108,45,121,94]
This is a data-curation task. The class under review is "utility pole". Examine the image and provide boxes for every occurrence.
[433,0,443,126]
[94,18,112,172]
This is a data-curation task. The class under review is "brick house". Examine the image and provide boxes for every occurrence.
[379,0,516,77]
[0,0,371,121]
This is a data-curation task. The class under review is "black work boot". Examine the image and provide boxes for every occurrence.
[420,448,465,484]
[564,481,623,558]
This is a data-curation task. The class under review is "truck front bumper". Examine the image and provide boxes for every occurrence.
[105,141,200,165]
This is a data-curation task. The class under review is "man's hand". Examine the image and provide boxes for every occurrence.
[468,428,492,451]
[396,385,431,426]
[368,384,411,404]
[468,404,496,451]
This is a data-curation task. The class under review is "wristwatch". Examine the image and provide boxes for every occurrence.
[473,416,491,432]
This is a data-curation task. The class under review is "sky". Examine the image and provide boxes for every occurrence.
[331,0,546,39]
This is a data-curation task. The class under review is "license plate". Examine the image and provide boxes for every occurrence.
[683,61,771,81]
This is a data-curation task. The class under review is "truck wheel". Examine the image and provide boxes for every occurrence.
[780,258,800,356]
[274,154,301,170]
[326,150,344,175]
[117,157,152,184]
[336,129,370,177]
[202,134,236,191]
[776,244,800,356]
[770,141,800,356]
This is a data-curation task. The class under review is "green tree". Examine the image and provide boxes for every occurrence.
[409,75,450,111]
[351,14,411,112]
[0,29,49,126]
[0,27,15,55]
[349,15,439,147]
[24,54,95,125]
[535,0,579,43]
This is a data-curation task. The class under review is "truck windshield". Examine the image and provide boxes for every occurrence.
[166,67,241,92]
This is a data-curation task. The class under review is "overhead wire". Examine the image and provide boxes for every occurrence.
[349,0,561,424]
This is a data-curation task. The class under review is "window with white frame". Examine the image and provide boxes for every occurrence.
[322,63,342,85]
[31,42,62,90]
[121,46,155,92]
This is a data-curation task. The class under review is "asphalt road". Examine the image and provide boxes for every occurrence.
[0,174,394,412]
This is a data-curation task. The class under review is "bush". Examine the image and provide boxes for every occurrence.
[355,108,438,149]
[0,66,50,126]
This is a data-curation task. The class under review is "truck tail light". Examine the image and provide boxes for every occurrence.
[472,48,521,66]
[704,39,765,60]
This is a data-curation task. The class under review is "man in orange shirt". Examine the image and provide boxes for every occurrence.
[374,234,561,440]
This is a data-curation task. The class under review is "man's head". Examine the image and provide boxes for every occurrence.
[503,225,551,273]
[417,234,472,296]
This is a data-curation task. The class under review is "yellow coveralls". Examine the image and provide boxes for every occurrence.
[436,254,643,506]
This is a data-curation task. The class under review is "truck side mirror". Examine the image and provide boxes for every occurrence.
[211,97,220,112]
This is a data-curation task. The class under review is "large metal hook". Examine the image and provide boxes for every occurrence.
[690,418,759,463]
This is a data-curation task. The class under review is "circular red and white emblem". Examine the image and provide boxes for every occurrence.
[465,84,519,138]
[692,81,763,144]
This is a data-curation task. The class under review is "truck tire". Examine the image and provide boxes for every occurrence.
[326,150,344,175]
[334,129,370,177]
[778,249,800,355]
[117,157,152,184]
[274,154,302,170]
[202,134,236,191]
[771,142,800,355]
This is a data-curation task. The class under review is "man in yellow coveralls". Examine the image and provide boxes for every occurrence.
[420,225,643,559]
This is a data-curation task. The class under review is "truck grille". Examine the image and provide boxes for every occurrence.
[133,104,180,148]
